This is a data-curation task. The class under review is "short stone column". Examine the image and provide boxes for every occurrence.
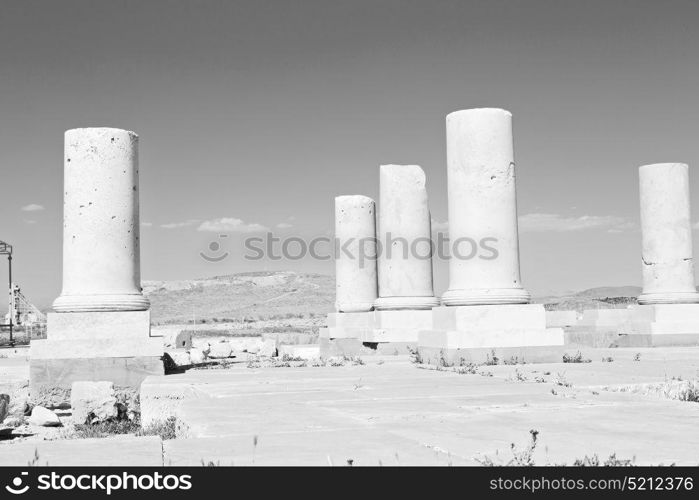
[53,128,150,312]
[441,108,530,306]
[637,163,699,304]
[335,195,378,312]
[31,127,162,395]
[374,164,439,310]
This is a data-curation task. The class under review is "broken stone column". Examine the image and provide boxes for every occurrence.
[30,128,163,396]
[637,163,699,305]
[374,164,439,310]
[417,109,563,365]
[334,195,378,312]
[441,108,531,306]
[53,128,149,312]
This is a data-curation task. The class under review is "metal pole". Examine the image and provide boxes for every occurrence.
[8,254,13,347]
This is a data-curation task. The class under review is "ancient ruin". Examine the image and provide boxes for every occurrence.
[30,128,163,394]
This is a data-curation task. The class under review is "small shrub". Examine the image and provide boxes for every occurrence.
[563,351,591,363]
[484,350,499,366]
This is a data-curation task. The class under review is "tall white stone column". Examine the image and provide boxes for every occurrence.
[53,128,149,312]
[374,164,439,310]
[638,163,699,304]
[335,195,378,312]
[441,108,530,306]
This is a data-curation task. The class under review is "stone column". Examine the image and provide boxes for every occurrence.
[441,108,530,306]
[637,163,699,304]
[335,195,378,312]
[52,128,150,312]
[374,164,439,310]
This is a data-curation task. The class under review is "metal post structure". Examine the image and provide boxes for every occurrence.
[0,240,13,347]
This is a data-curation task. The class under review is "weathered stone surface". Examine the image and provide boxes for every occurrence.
[53,127,149,312]
[335,195,378,312]
[278,344,320,360]
[70,381,118,424]
[546,310,579,328]
[189,347,208,364]
[30,356,163,393]
[257,338,277,357]
[163,350,192,368]
[374,165,439,311]
[208,341,233,359]
[638,163,699,305]
[28,406,62,427]
[0,394,9,424]
[441,108,530,306]
[0,436,163,466]
[155,327,193,349]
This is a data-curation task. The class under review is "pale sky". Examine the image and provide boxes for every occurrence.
[1,0,699,308]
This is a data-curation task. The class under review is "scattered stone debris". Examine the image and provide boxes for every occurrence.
[28,406,62,427]
[70,381,118,425]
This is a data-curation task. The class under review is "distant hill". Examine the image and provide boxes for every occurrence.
[144,271,334,324]
[535,285,642,312]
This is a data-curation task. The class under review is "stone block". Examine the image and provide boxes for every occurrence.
[70,381,118,424]
[28,406,62,427]
[362,309,432,343]
[418,304,563,365]
[31,356,163,394]
[47,311,152,340]
[278,344,320,360]
[546,310,579,328]
[432,304,547,331]
[208,341,233,359]
[620,304,699,346]
[578,308,631,327]
[152,327,192,349]
[326,312,375,328]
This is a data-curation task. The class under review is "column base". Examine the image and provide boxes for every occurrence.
[417,304,564,365]
[637,291,699,305]
[373,296,440,310]
[30,311,164,399]
[320,309,434,356]
[335,301,375,313]
[441,287,531,306]
[620,304,699,346]
[564,308,639,347]
[52,293,150,312]
[545,310,580,328]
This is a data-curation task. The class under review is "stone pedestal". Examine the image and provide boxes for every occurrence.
[30,311,163,393]
[319,309,430,357]
[335,196,378,312]
[564,308,638,348]
[441,108,530,306]
[418,305,564,365]
[620,304,699,346]
[374,165,439,310]
[637,163,699,305]
[415,109,558,364]
[545,310,579,328]
[30,128,162,396]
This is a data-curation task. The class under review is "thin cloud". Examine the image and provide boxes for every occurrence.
[197,217,269,233]
[21,203,44,212]
[141,222,153,227]
[24,220,37,224]
[276,222,294,229]
[160,219,200,229]
[519,213,634,233]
